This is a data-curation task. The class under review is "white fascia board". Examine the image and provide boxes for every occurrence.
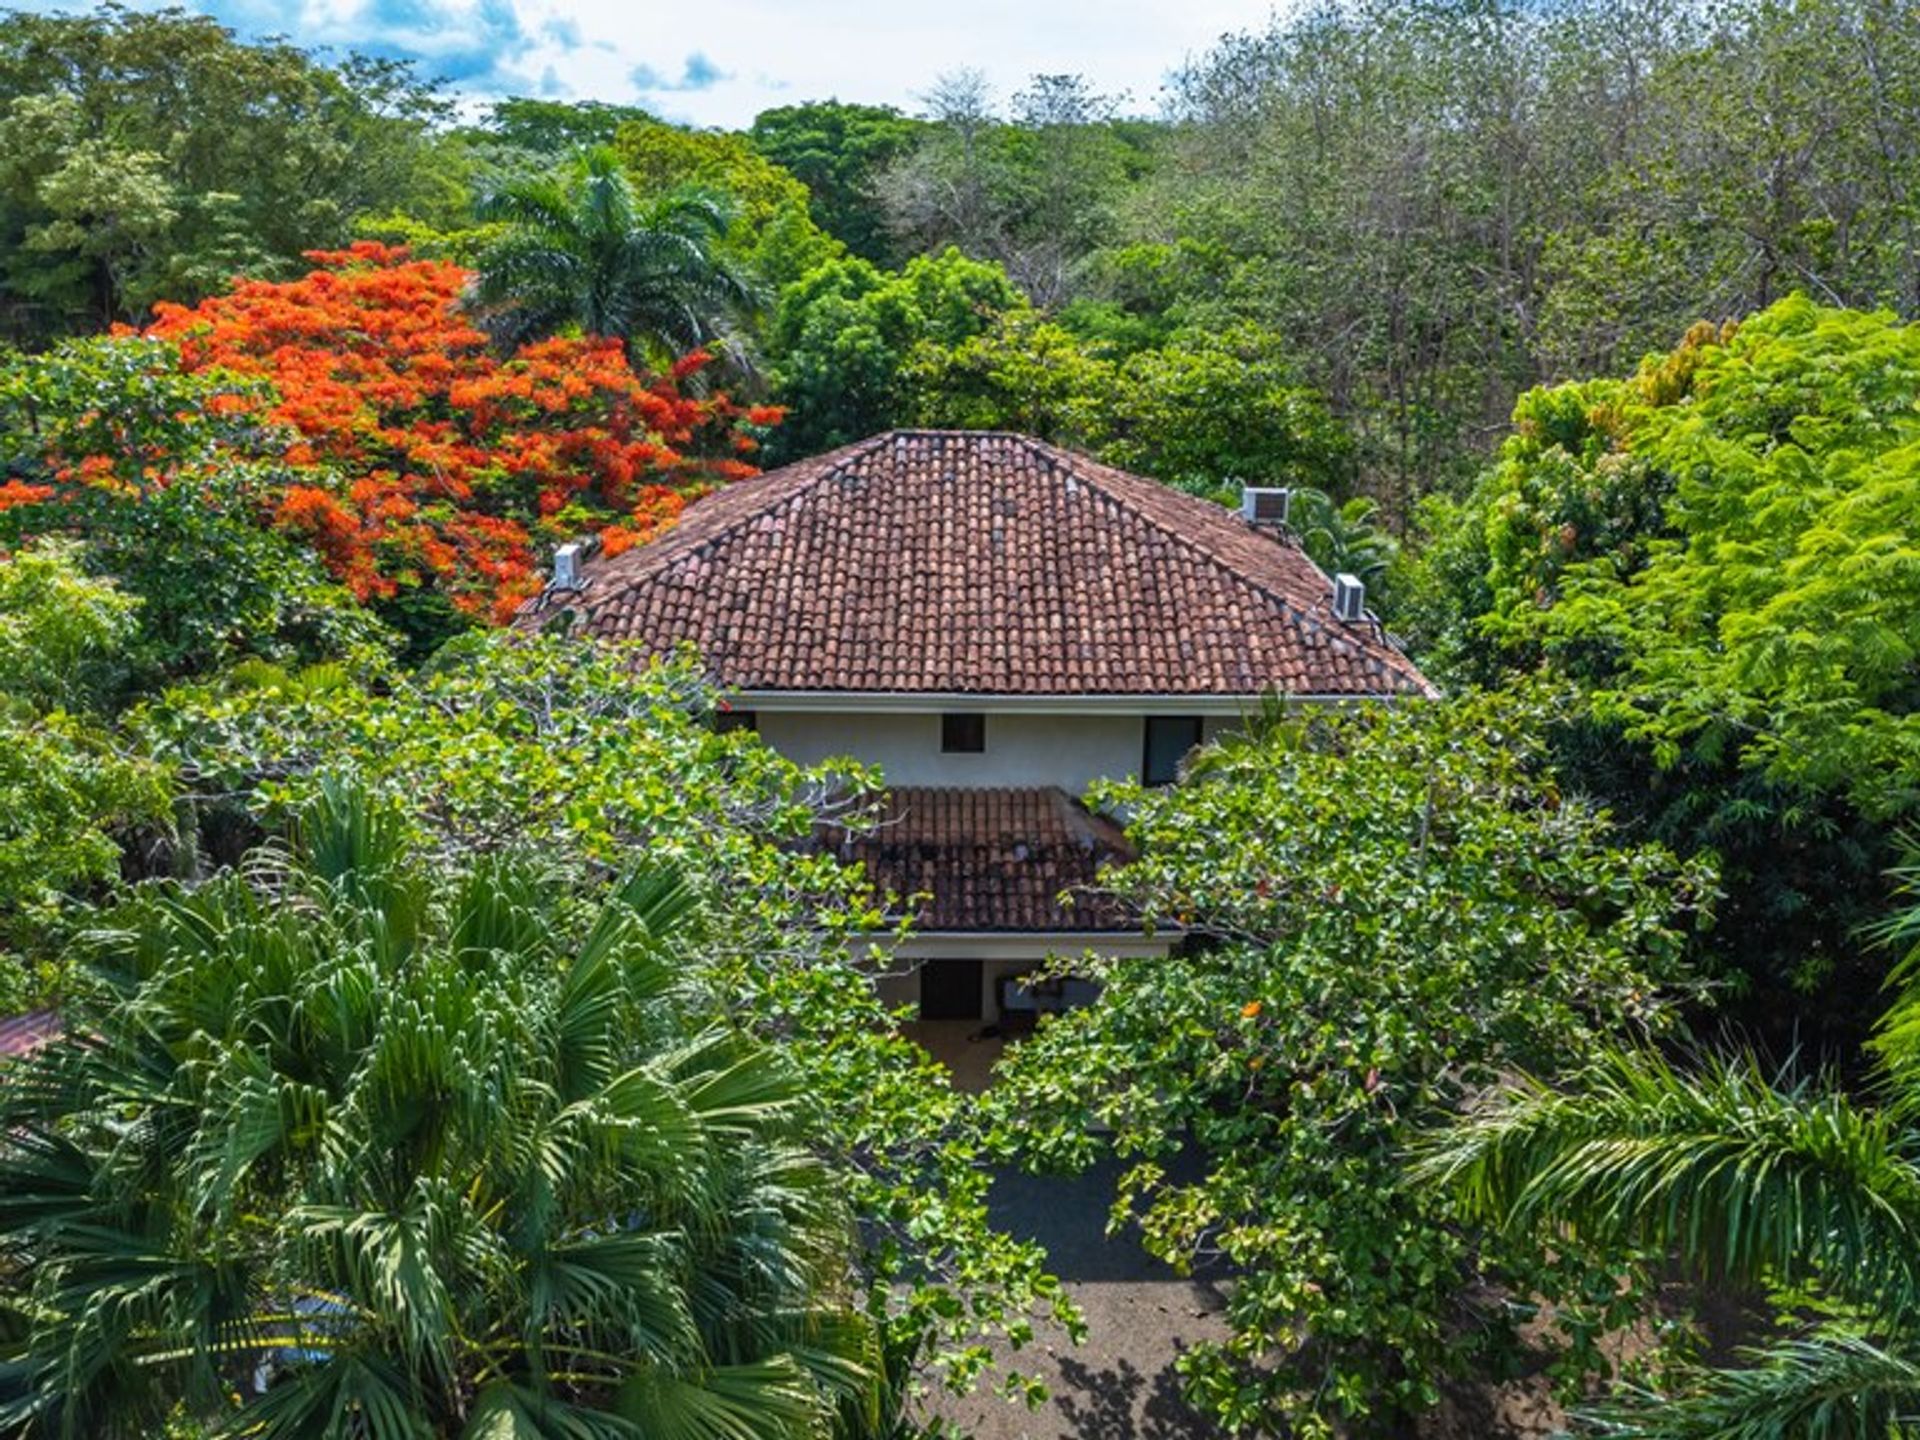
[888,931,1176,961]
[733,689,1379,716]
[894,936,1175,948]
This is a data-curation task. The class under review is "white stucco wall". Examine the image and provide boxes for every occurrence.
[754,705,1210,1026]
[754,709,1238,792]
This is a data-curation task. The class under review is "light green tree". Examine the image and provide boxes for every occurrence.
[987,692,1712,1436]
[1411,295,1920,1039]
[0,544,170,1004]
[764,247,1026,457]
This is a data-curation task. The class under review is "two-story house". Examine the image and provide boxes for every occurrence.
[520,430,1431,1039]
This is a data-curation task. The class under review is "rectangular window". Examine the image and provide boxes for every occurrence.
[714,708,757,735]
[941,712,986,753]
[1143,716,1203,786]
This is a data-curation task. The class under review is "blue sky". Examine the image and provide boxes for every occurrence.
[28,0,1278,127]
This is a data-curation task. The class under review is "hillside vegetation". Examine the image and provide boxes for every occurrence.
[1,2,1919,1435]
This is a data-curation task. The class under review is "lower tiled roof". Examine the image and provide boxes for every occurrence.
[519,430,1433,698]
[817,786,1138,933]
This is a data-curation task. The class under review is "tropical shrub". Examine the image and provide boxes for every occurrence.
[139,634,1081,1416]
[0,778,884,1437]
[987,692,1713,1436]
[0,544,171,989]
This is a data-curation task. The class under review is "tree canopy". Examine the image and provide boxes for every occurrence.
[0,6,457,338]
[2,3,1920,1433]
[1413,295,1920,1041]
[988,693,1712,1435]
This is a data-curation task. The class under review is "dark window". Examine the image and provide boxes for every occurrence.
[1143,716,1203,786]
[921,960,984,1021]
[941,712,986,753]
[714,708,757,735]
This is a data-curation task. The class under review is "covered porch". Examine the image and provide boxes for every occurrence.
[817,785,1173,1086]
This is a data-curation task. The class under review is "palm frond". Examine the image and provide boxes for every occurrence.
[1580,1332,1920,1440]
[473,150,755,358]
[613,1359,826,1440]
[0,776,874,1437]
[477,177,582,239]
[226,1350,433,1440]
[462,1381,644,1440]
[1419,1046,1920,1316]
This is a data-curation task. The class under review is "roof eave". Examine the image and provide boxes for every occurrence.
[732,688,1427,714]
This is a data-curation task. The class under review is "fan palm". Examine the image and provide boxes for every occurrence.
[0,777,879,1439]
[473,146,757,365]
[1420,862,1920,1439]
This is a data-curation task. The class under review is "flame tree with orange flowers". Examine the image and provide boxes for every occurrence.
[0,242,781,673]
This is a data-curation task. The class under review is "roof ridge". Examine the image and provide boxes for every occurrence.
[1013,435,1413,687]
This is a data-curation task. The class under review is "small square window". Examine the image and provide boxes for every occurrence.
[941,712,986,753]
[1143,716,1203,786]
[714,708,757,735]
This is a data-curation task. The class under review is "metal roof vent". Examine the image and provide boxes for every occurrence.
[1332,572,1367,623]
[1241,486,1291,526]
[551,542,585,591]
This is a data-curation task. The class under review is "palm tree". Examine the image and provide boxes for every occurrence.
[473,146,757,365]
[1289,488,1398,593]
[0,777,880,1439]
[1421,860,1920,1439]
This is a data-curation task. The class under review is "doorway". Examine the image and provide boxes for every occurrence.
[919,959,984,1021]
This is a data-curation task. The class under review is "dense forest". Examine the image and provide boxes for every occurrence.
[2,2,1919,1437]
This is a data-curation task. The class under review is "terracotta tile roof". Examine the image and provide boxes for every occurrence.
[519,430,1433,698]
[817,786,1138,933]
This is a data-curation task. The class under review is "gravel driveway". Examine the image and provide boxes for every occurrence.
[924,1158,1232,1440]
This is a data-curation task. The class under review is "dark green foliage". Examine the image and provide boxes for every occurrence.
[478,96,658,158]
[0,778,884,1438]
[612,118,840,289]
[140,635,1082,1415]
[475,147,756,363]
[1424,876,1920,1437]
[0,5,457,338]
[747,102,925,264]
[988,692,1712,1435]
[905,313,1358,504]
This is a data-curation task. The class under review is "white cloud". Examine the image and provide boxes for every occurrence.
[27,0,1278,127]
